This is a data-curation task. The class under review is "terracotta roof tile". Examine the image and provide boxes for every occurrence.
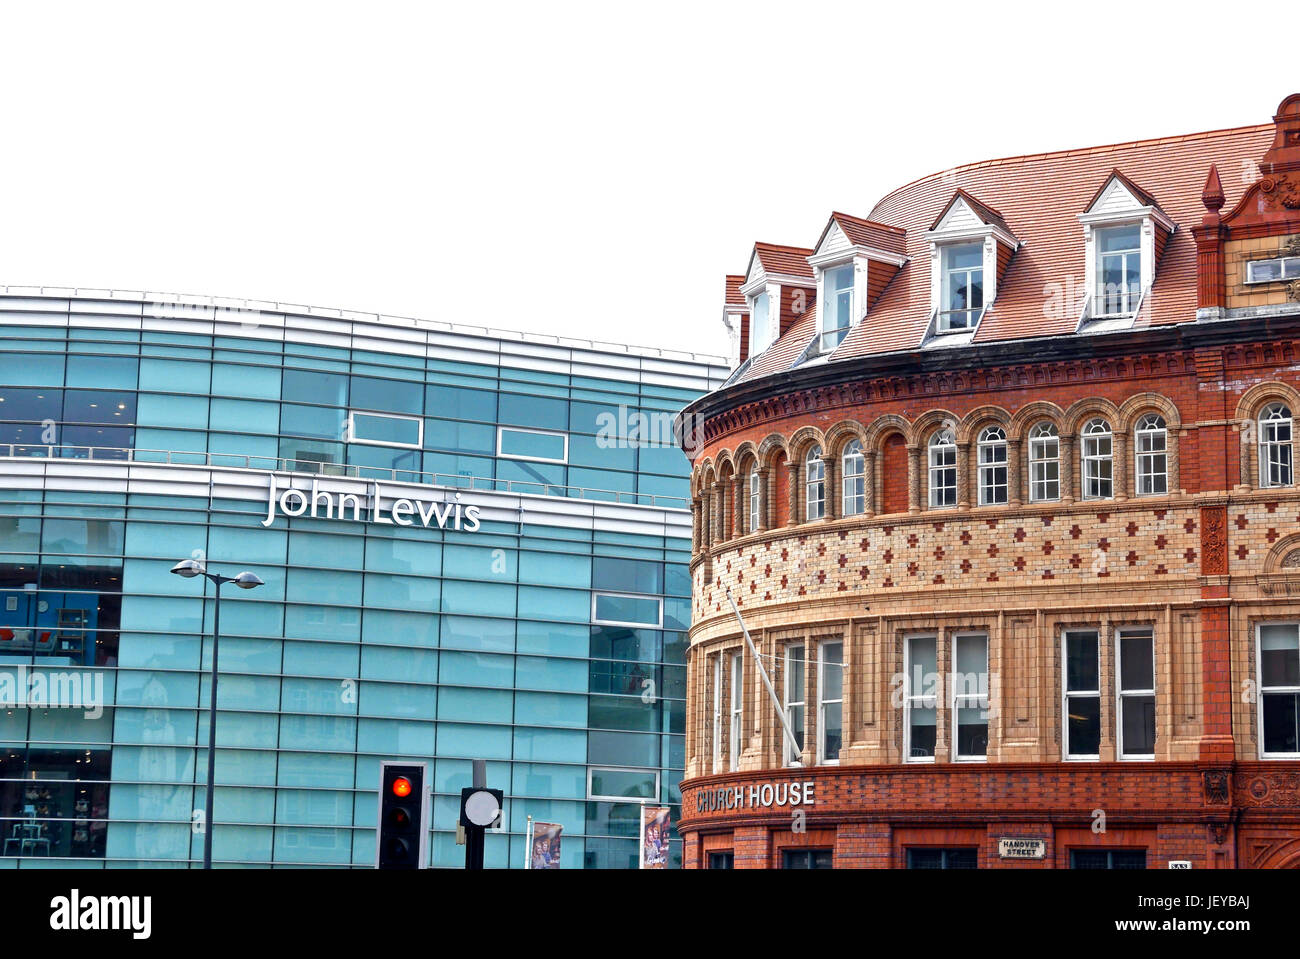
[729,120,1274,382]
[752,242,815,279]
[829,211,907,257]
[724,274,746,308]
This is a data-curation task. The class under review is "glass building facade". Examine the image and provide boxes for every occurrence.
[0,289,725,867]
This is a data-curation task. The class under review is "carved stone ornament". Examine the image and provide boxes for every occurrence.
[1285,234,1300,257]
[1203,768,1231,805]
[1260,174,1300,211]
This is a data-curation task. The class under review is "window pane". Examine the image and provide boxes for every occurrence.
[1067,696,1100,756]
[351,412,420,446]
[498,428,566,461]
[1066,632,1099,691]
[1263,693,1299,754]
[1119,632,1154,690]
[1261,624,1300,687]
[592,593,661,626]
[1120,694,1155,755]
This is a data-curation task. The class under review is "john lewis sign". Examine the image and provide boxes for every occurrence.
[261,474,482,532]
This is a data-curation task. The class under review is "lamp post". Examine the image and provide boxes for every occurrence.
[170,559,263,869]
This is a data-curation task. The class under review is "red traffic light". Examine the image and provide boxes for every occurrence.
[391,776,413,798]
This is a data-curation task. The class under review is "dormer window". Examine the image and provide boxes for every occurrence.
[748,291,771,357]
[923,191,1017,345]
[1078,170,1175,327]
[940,243,984,331]
[820,264,854,351]
[1095,224,1141,317]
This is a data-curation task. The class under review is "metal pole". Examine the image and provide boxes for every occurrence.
[203,577,222,869]
[724,587,803,764]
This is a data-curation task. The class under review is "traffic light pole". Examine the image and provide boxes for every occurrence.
[459,758,502,870]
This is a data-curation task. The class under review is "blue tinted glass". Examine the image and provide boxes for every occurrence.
[425,385,496,422]
[498,428,567,461]
[280,403,345,439]
[351,412,420,446]
[65,355,138,389]
[350,376,422,415]
[282,369,348,406]
[499,393,568,430]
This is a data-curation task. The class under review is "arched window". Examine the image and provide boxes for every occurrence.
[928,429,957,508]
[1028,422,1060,502]
[805,446,825,521]
[977,426,1008,506]
[748,468,761,533]
[841,439,865,516]
[1134,413,1167,495]
[1260,403,1294,488]
[1081,418,1113,500]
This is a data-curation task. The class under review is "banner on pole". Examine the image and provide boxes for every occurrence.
[639,806,671,869]
[529,821,562,869]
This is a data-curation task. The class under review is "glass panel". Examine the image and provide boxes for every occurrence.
[1261,624,1300,687]
[593,593,660,626]
[1119,632,1154,691]
[1120,694,1155,755]
[1263,693,1299,754]
[1066,632,1099,691]
[498,428,567,461]
[1067,696,1101,756]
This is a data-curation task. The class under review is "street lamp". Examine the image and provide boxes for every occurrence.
[170,559,263,869]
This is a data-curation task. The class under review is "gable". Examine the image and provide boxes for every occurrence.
[933,196,985,233]
[817,221,850,257]
[1089,176,1146,216]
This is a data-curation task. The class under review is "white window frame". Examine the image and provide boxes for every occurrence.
[951,632,989,762]
[904,633,938,764]
[346,410,423,449]
[1092,223,1142,318]
[496,425,569,464]
[729,651,743,771]
[1259,403,1294,489]
[1062,629,1101,761]
[1027,422,1060,502]
[977,426,1007,506]
[805,446,825,521]
[590,591,664,629]
[748,290,773,357]
[937,242,984,332]
[1257,621,1300,759]
[1245,256,1300,284]
[841,439,865,516]
[586,766,661,803]
[711,654,723,773]
[1080,418,1113,500]
[1134,414,1168,496]
[928,429,957,508]
[817,641,843,766]
[1115,626,1156,761]
[748,468,760,533]
[819,263,855,352]
[783,643,806,767]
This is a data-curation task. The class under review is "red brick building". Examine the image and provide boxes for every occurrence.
[680,93,1300,869]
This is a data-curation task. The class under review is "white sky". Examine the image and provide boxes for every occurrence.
[0,1,1293,361]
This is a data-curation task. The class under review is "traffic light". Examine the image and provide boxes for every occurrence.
[377,761,428,869]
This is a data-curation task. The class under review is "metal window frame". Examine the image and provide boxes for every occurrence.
[346,409,423,450]
[495,425,569,464]
[1114,626,1156,761]
[589,590,664,629]
[951,631,989,762]
[586,765,662,803]
[1062,628,1102,761]
[817,640,843,766]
